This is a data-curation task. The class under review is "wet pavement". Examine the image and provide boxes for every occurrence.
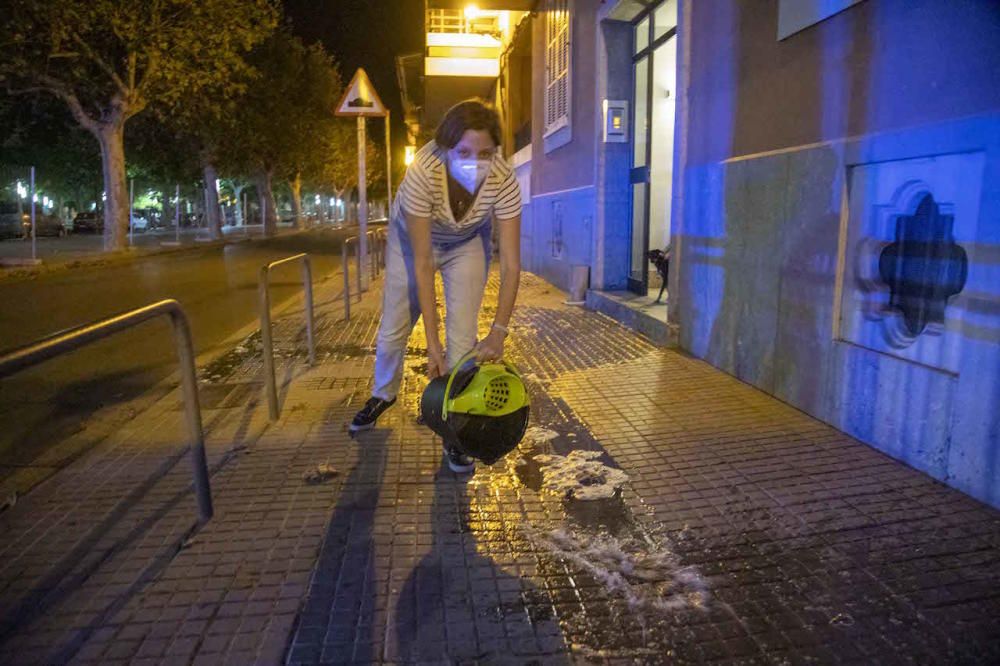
[0,228,351,499]
[0,265,998,664]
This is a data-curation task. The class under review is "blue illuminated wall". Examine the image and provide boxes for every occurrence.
[520,0,600,291]
[675,0,1000,507]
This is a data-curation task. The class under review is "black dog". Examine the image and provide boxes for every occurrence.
[646,247,670,303]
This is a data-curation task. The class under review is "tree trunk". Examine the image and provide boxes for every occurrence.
[160,186,173,229]
[256,171,278,237]
[202,161,222,239]
[289,171,304,230]
[333,188,345,224]
[95,123,129,251]
[232,183,246,227]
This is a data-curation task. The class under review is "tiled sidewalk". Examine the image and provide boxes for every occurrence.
[0,265,998,665]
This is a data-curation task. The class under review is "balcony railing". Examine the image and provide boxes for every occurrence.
[427,8,502,37]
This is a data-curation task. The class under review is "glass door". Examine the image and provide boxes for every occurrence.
[628,0,678,296]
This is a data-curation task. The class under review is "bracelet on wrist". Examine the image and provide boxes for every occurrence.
[491,322,510,337]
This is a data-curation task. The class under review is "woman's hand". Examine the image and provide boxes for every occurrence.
[474,328,506,363]
[427,339,446,379]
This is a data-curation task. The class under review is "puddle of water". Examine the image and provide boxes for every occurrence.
[526,526,710,615]
[533,450,629,501]
[313,343,374,358]
[200,331,261,383]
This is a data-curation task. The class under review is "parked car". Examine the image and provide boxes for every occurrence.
[24,211,67,238]
[0,203,24,240]
[0,204,65,238]
[130,215,149,232]
[73,211,104,233]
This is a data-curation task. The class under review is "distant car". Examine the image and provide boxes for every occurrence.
[0,203,24,240]
[145,210,165,230]
[24,212,67,238]
[73,212,104,233]
[130,215,149,232]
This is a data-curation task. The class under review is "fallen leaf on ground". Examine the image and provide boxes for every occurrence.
[303,462,338,484]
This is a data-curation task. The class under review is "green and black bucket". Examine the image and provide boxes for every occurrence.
[420,352,531,465]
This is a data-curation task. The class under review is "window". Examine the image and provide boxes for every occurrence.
[652,0,677,41]
[544,0,571,137]
[634,16,649,54]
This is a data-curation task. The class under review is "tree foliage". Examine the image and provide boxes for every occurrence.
[1,0,278,126]
[0,0,278,249]
[221,30,352,232]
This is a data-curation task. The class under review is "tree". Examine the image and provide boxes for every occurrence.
[126,113,201,228]
[279,42,344,230]
[316,119,384,222]
[222,31,345,236]
[1,94,102,213]
[0,0,278,250]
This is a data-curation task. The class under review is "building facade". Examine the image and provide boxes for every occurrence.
[405,0,1000,508]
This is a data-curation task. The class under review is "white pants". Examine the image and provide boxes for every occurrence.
[372,222,490,400]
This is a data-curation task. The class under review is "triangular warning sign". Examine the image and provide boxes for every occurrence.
[335,68,387,117]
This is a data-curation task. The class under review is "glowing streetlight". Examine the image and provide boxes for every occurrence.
[404,145,416,166]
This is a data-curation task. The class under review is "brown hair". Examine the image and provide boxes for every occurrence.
[434,99,502,149]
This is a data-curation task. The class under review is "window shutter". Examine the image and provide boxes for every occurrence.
[544,0,571,136]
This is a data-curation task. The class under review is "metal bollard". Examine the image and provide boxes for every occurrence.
[0,300,214,522]
[355,237,363,294]
[302,258,315,367]
[258,254,315,421]
[342,239,351,322]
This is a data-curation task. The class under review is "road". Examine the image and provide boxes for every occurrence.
[0,229,351,481]
[0,225,275,268]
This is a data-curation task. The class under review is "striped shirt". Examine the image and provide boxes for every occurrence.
[393,141,522,244]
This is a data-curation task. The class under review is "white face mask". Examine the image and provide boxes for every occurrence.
[449,157,490,194]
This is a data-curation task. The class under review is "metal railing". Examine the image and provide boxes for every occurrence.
[0,300,214,521]
[258,254,315,421]
[341,230,387,322]
[342,237,355,322]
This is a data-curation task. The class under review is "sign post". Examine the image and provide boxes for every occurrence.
[357,116,367,288]
[129,178,135,246]
[29,167,37,263]
[335,68,387,292]
[385,109,393,209]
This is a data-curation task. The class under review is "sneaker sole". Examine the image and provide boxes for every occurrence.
[447,460,475,474]
[349,401,396,433]
[348,422,376,433]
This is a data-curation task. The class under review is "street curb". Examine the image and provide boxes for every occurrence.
[0,228,306,284]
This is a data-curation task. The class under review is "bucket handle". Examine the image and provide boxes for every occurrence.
[441,350,522,421]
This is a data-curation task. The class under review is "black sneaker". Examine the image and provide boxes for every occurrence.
[349,397,396,432]
[444,445,475,474]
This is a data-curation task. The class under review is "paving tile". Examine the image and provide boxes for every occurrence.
[1,267,998,665]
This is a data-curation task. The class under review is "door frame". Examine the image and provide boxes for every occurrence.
[628,2,677,295]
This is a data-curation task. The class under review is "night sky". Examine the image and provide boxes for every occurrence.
[284,0,426,154]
